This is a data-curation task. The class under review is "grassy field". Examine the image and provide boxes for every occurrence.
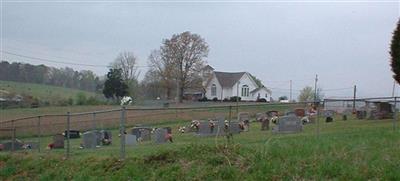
[1,117,399,180]
[0,80,98,104]
[0,105,120,121]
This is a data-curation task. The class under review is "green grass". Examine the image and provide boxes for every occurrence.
[0,105,120,121]
[0,80,97,103]
[1,118,400,180]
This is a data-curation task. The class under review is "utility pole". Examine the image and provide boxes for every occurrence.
[392,80,396,97]
[236,81,240,115]
[353,85,357,113]
[314,75,318,102]
[289,80,292,102]
[314,74,319,137]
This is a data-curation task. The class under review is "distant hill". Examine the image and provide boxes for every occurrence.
[0,80,101,107]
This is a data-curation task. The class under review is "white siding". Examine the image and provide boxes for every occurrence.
[205,72,265,101]
[205,75,223,100]
[252,89,269,100]
[223,87,232,100]
[232,73,259,101]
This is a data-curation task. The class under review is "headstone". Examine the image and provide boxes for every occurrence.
[100,130,112,145]
[323,110,335,118]
[356,110,366,119]
[1,140,24,151]
[285,111,296,117]
[197,121,215,135]
[377,102,393,119]
[140,129,152,141]
[256,113,266,122]
[53,134,64,148]
[228,122,242,134]
[82,131,98,149]
[125,135,137,146]
[238,112,250,122]
[130,127,142,138]
[22,142,39,149]
[130,127,152,141]
[238,112,250,132]
[294,109,306,117]
[273,116,302,133]
[261,118,269,131]
[154,128,168,144]
[266,110,279,117]
[163,127,172,134]
[326,117,333,123]
[64,130,80,139]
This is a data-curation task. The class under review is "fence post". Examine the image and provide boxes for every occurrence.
[66,112,70,159]
[11,120,15,152]
[120,107,126,160]
[229,105,232,128]
[92,112,96,130]
[37,116,41,153]
[394,97,397,131]
[316,101,320,137]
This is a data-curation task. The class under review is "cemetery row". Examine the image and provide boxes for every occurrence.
[0,103,395,152]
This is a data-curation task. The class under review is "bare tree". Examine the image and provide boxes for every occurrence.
[110,51,141,97]
[148,49,174,99]
[160,31,209,102]
[111,52,140,81]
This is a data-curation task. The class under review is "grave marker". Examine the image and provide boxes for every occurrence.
[125,135,137,146]
[64,130,80,139]
[238,112,250,132]
[273,116,302,133]
[154,128,168,144]
[53,134,64,149]
[82,131,98,149]
[285,111,296,117]
[294,109,306,117]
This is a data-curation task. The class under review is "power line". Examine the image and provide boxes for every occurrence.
[1,50,151,68]
[323,87,353,91]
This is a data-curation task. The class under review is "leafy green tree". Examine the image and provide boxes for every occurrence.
[391,19,400,83]
[250,74,264,88]
[298,86,324,102]
[103,68,128,100]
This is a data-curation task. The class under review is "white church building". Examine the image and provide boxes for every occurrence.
[202,66,271,101]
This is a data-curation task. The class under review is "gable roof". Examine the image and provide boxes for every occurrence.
[214,71,246,88]
[202,65,214,71]
[251,87,272,94]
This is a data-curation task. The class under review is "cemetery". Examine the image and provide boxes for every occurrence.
[1,102,399,180]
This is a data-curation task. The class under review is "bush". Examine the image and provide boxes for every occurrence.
[223,98,230,102]
[75,92,87,105]
[230,96,241,102]
[57,98,70,106]
[212,97,218,102]
[198,97,208,102]
[86,96,101,105]
[67,98,74,105]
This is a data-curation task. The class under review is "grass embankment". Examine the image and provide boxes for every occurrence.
[1,119,400,180]
[0,80,97,100]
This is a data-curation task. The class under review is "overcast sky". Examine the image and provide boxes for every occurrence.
[1,1,399,99]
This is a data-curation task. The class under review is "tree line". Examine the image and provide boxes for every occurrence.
[0,61,103,92]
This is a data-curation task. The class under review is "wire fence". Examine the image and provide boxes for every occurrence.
[0,98,398,159]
